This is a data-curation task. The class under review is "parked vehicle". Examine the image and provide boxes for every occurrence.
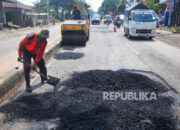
[124,2,157,39]
[92,17,100,25]
[91,14,101,25]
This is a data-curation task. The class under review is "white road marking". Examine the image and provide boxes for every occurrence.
[125,44,140,55]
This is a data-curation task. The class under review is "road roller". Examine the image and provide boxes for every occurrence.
[61,4,90,46]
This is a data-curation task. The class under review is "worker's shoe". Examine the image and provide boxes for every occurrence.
[41,76,48,84]
[41,79,47,84]
[41,80,45,84]
[26,85,32,93]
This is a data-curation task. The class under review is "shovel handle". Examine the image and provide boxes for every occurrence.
[19,61,47,80]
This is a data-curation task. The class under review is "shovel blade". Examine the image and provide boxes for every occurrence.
[46,75,60,86]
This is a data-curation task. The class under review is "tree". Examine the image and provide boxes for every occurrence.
[117,0,126,14]
[34,0,50,14]
[49,0,63,19]
[137,0,162,13]
[98,0,126,15]
[34,0,89,20]
[49,0,77,20]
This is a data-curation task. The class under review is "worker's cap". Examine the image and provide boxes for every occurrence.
[39,29,49,39]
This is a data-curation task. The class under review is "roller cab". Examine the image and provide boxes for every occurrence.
[61,4,90,46]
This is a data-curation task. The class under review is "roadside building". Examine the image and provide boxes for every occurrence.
[0,0,6,25]
[162,0,180,26]
[174,0,180,26]
[2,0,35,27]
[25,12,50,26]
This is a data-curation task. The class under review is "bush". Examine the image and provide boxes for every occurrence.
[171,26,180,33]
[7,21,19,29]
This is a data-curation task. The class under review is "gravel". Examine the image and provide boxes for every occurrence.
[54,52,84,60]
[0,70,177,130]
[64,70,168,93]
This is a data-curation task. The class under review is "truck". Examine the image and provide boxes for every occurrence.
[124,2,157,39]
[91,14,101,25]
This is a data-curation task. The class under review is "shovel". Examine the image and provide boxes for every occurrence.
[20,61,60,86]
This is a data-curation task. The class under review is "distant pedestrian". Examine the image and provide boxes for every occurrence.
[17,30,49,92]
[113,17,117,32]
[107,20,110,27]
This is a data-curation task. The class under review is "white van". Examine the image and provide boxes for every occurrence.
[124,10,157,39]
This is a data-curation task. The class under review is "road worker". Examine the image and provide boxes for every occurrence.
[72,7,81,20]
[17,30,49,92]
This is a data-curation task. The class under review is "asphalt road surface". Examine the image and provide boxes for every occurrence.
[0,24,180,130]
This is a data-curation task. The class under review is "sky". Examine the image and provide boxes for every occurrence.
[86,0,103,12]
[18,0,104,12]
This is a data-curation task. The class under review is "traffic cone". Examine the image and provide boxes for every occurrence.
[114,26,116,32]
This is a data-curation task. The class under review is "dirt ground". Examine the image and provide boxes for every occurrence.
[156,29,180,49]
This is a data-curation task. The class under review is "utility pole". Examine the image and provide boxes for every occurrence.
[37,0,40,26]
[45,0,48,24]
[168,0,172,27]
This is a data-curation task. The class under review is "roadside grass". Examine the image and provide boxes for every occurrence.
[171,26,180,33]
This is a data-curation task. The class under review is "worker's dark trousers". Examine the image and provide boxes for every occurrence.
[23,48,47,87]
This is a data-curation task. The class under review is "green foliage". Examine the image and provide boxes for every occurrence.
[34,0,80,20]
[171,26,180,33]
[99,0,164,15]
[137,0,162,12]
[117,0,126,13]
[34,0,95,20]
[34,0,49,13]
[7,21,19,28]
[98,0,126,15]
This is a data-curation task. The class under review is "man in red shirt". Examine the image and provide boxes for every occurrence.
[18,30,49,92]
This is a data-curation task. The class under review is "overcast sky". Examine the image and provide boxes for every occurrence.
[18,0,103,12]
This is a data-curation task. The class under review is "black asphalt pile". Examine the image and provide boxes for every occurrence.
[0,92,60,121]
[0,70,176,130]
[64,70,168,93]
[54,52,84,60]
